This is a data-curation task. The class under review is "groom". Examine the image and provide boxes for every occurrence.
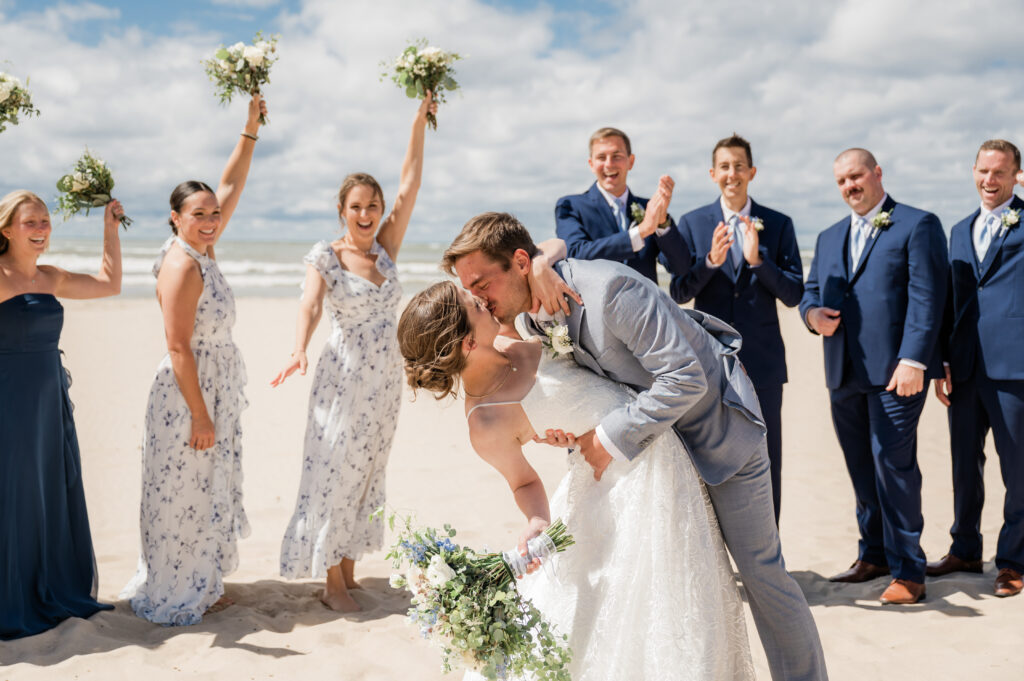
[443,212,828,681]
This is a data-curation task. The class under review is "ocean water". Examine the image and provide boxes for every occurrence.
[38,238,453,298]
[39,237,816,298]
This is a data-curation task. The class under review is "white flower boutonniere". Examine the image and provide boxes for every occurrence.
[870,210,893,238]
[1000,208,1020,236]
[629,201,645,226]
[542,324,574,358]
[750,217,765,232]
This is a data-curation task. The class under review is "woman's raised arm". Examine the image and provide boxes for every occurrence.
[214,93,267,236]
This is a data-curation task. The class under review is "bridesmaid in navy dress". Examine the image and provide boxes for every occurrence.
[0,190,124,639]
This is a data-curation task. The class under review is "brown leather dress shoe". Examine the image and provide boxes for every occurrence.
[994,568,1023,597]
[829,560,891,583]
[926,553,984,576]
[880,578,926,604]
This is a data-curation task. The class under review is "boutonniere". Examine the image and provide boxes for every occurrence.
[542,324,574,358]
[999,208,1020,236]
[629,201,645,226]
[870,210,893,238]
[750,217,765,232]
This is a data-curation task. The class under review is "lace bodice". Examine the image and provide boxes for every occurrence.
[153,236,236,347]
[520,350,630,437]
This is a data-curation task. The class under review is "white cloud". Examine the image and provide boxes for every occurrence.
[2,0,1023,247]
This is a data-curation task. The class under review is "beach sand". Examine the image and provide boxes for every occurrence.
[1,296,1020,680]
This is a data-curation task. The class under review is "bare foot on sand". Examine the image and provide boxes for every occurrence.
[205,595,234,615]
[320,588,361,612]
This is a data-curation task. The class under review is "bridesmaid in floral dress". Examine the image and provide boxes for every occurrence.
[122,94,266,625]
[270,93,436,612]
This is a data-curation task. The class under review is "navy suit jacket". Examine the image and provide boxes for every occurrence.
[945,194,1024,381]
[799,196,949,390]
[555,182,690,284]
[670,198,804,386]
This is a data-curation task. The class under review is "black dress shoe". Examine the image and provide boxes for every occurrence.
[926,553,983,577]
[829,560,891,583]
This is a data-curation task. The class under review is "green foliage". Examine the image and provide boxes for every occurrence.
[0,73,40,134]
[201,32,279,124]
[55,150,132,229]
[380,39,462,129]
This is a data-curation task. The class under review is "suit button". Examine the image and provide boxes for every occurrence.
[845,292,850,298]
[978,285,984,290]
[734,292,740,298]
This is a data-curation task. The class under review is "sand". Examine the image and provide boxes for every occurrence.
[1,296,1020,680]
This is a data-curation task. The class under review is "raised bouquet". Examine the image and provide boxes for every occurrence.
[56,150,132,229]
[380,510,574,680]
[382,39,461,129]
[0,71,39,133]
[202,32,278,124]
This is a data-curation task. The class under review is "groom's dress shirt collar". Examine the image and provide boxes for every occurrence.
[720,196,751,223]
[595,183,646,253]
[850,193,888,225]
[977,196,1014,228]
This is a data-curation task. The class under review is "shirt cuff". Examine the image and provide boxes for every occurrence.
[899,358,927,370]
[705,255,722,269]
[654,223,671,237]
[628,225,644,252]
[595,424,629,462]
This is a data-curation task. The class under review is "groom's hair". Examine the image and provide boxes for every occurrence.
[442,212,538,275]
[977,139,1021,170]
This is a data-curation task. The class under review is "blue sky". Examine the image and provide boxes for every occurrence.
[3,0,1024,245]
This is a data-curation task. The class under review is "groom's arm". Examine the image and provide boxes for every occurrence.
[588,274,710,460]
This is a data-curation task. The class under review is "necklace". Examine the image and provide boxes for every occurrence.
[464,352,518,399]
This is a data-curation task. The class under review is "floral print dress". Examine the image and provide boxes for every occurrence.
[122,236,250,625]
[279,239,402,578]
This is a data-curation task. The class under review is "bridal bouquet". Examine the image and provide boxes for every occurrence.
[202,32,278,124]
[380,510,574,680]
[382,39,461,129]
[55,151,132,228]
[0,71,39,133]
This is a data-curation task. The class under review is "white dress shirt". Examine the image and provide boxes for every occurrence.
[973,196,1014,261]
[595,183,669,252]
[707,196,761,269]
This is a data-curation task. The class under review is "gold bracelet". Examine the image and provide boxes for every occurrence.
[241,132,258,141]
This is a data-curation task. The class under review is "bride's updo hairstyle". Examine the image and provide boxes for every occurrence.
[168,181,215,234]
[398,281,471,400]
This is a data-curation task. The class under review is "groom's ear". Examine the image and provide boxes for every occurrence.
[511,249,532,275]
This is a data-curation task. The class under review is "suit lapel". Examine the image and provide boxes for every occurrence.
[556,260,604,376]
[849,195,896,285]
[733,200,764,289]
[586,183,621,236]
[978,195,1023,283]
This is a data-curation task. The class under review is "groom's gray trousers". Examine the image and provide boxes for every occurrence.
[706,441,828,681]
[539,258,828,681]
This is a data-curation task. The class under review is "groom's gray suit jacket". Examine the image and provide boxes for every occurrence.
[521,258,766,486]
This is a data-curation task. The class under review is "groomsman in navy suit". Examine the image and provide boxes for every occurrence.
[555,127,690,283]
[670,134,803,523]
[800,148,948,604]
[931,139,1024,598]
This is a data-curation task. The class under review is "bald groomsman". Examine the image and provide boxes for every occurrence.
[800,148,948,604]
[555,127,690,283]
[671,134,803,523]
[931,139,1024,598]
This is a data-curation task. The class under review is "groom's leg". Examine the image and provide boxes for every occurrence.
[707,445,829,681]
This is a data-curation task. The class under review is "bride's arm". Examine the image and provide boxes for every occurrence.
[468,410,550,531]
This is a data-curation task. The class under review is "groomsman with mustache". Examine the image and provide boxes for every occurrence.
[931,139,1024,598]
[800,148,948,604]
[670,134,804,524]
[555,127,690,284]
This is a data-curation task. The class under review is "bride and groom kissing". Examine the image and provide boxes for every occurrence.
[398,211,828,681]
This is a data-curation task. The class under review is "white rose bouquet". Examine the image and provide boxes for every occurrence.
[56,150,132,229]
[202,32,278,124]
[0,71,39,134]
[379,510,574,680]
[382,39,461,129]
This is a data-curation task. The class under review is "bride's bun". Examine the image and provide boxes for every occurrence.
[398,281,471,400]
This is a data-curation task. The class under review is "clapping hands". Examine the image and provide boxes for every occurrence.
[637,175,674,238]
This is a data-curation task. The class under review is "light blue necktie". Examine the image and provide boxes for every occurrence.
[612,198,628,233]
[974,212,999,262]
[850,216,869,269]
[728,215,744,269]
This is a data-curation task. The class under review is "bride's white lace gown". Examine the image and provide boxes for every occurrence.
[469,348,754,681]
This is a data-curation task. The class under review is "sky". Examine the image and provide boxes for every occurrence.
[2,0,1024,247]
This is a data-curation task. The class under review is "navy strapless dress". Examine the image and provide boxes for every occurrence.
[0,293,112,640]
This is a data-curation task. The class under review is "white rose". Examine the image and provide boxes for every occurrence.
[548,325,573,354]
[230,42,246,54]
[0,82,12,104]
[425,554,456,587]
[389,573,407,589]
[420,46,441,58]
[70,172,90,193]
[405,565,425,591]
[243,45,265,67]
[255,40,271,53]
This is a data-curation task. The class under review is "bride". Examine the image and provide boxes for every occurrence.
[397,280,754,681]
